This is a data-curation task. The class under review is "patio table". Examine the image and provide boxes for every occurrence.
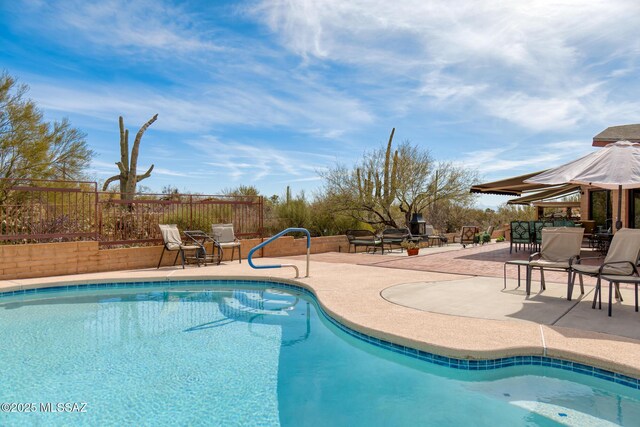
[183,230,223,266]
[503,260,529,290]
[600,275,640,317]
[592,232,613,255]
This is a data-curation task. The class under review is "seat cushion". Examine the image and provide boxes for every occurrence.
[572,262,635,276]
[351,239,380,245]
[218,242,241,248]
[571,264,600,275]
[529,259,569,269]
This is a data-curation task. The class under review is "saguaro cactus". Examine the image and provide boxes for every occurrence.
[102,114,158,201]
[355,128,399,227]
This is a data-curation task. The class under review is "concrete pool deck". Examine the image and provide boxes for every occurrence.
[1,253,640,379]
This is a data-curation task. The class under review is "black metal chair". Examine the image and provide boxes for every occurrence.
[532,220,554,252]
[510,221,531,253]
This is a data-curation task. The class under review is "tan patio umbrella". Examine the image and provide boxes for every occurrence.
[524,140,640,230]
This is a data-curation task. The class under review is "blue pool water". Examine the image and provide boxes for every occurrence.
[1,281,639,426]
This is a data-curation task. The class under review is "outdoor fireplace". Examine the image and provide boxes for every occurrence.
[409,213,427,236]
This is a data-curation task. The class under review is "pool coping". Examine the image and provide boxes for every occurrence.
[2,259,640,385]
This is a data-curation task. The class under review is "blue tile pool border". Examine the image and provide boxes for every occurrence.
[2,278,639,390]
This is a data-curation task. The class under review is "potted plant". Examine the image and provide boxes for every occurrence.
[401,240,420,256]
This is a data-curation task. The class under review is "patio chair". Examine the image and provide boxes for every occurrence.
[346,229,384,254]
[571,228,640,311]
[424,225,448,246]
[211,223,242,263]
[458,226,479,248]
[157,224,201,269]
[510,221,532,253]
[532,221,554,252]
[553,219,575,227]
[526,227,584,300]
[381,227,411,252]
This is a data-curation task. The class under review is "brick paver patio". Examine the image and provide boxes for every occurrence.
[291,241,604,287]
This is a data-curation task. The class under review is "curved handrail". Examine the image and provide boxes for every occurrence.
[248,228,310,278]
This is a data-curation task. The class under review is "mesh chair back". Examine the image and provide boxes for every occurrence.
[212,223,236,243]
[602,228,640,275]
[159,224,182,250]
[540,227,583,262]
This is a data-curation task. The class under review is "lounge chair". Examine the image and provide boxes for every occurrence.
[458,226,479,248]
[211,223,242,263]
[526,227,584,300]
[571,228,640,311]
[381,227,411,252]
[157,224,201,269]
[510,221,532,253]
[346,229,383,254]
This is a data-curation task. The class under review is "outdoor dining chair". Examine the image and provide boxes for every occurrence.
[571,228,640,313]
[532,220,554,252]
[526,227,584,300]
[211,223,242,263]
[510,221,532,253]
[458,226,479,248]
[157,224,201,269]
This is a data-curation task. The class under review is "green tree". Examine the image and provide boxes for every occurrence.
[222,185,261,197]
[0,72,93,201]
[321,129,478,230]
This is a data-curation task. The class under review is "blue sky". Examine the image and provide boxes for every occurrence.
[1,0,639,207]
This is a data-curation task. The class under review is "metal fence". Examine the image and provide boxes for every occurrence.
[0,178,263,246]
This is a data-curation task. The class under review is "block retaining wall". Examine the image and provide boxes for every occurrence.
[0,235,350,280]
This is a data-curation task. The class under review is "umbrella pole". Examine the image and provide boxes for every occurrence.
[616,184,623,230]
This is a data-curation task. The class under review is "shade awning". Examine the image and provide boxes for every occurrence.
[470,170,552,195]
[507,184,581,205]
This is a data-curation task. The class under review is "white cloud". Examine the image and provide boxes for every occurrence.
[481,94,587,131]
[26,73,373,137]
[188,136,328,183]
[250,0,640,131]
[461,139,598,177]
[20,0,218,53]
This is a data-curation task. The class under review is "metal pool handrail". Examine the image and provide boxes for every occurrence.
[248,228,310,278]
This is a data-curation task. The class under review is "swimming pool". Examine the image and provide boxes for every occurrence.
[1,280,639,426]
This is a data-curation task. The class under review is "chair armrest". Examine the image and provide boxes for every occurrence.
[569,255,580,267]
[529,252,541,262]
[599,261,639,275]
